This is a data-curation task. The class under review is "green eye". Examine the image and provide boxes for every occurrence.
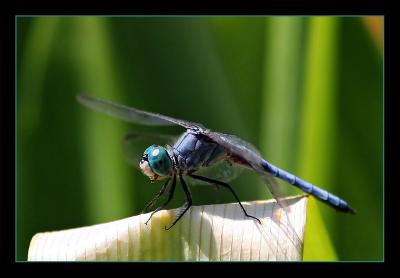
[143,145,172,177]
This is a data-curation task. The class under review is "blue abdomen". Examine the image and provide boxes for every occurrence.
[261,160,355,214]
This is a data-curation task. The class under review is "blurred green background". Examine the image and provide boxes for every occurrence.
[16,16,383,261]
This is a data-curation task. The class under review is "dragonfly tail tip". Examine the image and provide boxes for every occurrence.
[346,205,357,214]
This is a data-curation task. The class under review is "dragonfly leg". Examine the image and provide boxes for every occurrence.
[165,174,193,230]
[145,175,176,225]
[141,177,171,214]
[189,174,261,224]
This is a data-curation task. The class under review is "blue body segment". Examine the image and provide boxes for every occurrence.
[172,131,226,170]
[261,160,354,213]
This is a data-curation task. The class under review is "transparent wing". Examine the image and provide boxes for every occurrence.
[204,131,303,252]
[254,170,304,254]
[204,131,263,159]
[123,131,179,169]
[77,94,205,129]
[185,159,244,185]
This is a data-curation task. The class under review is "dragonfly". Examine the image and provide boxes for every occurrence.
[77,94,355,234]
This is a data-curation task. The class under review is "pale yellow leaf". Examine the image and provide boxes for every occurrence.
[28,195,308,261]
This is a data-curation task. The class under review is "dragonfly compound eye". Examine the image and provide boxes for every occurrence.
[142,145,172,177]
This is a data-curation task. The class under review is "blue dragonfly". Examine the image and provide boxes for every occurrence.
[77,94,355,233]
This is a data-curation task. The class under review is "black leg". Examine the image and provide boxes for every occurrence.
[145,175,176,225]
[141,177,171,214]
[165,174,193,230]
[189,174,261,224]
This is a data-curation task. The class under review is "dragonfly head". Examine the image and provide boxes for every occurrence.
[139,145,173,182]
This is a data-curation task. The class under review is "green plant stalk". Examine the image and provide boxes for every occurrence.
[20,17,60,133]
[298,17,339,261]
[70,17,132,222]
[261,17,304,172]
[17,17,60,261]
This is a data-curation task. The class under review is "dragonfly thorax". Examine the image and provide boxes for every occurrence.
[139,145,173,181]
